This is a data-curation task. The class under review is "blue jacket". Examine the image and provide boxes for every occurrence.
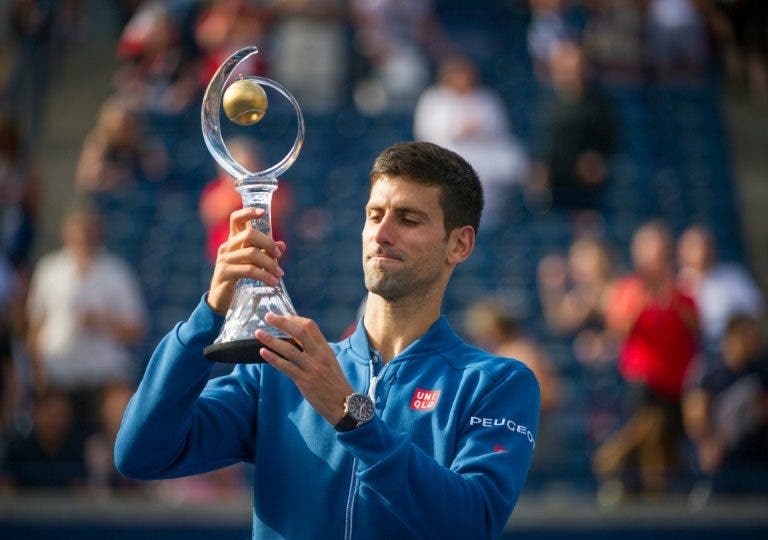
[115,297,540,539]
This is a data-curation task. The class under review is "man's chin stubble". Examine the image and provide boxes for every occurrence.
[364,272,408,301]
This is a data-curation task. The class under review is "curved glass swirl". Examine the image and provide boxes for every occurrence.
[201,46,305,183]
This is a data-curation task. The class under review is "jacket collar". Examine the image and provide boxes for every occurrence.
[348,315,461,363]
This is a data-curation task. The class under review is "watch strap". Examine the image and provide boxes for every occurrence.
[335,392,374,432]
[334,413,360,432]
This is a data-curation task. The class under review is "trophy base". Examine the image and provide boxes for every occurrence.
[203,338,302,364]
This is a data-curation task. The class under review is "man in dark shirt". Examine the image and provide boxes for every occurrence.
[1,389,86,489]
[530,40,616,212]
[684,313,768,493]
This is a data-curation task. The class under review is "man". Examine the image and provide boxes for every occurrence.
[27,203,146,419]
[1,389,88,490]
[595,221,698,495]
[529,40,616,213]
[683,313,768,494]
[115,142,540,539]
[414,55,528,229]
[677,224,763,353]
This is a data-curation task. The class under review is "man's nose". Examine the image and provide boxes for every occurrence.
[373,214,395,245]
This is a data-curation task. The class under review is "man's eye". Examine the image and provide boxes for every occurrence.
[367,213,382,222]
[401,217,420,226]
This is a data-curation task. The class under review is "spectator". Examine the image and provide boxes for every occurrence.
[84,381,142,496]
[1,112,39,434]
[527,0,580,82]
[350,0,450,114]
[194,0,272,85]
[0,254,19,432]
[529,40,616,214]
[711,0,768,102]
[683,313,768,493]
[414,55,529,230]
[114,1,202,116]
[677,224,763,354]
[270,0,348,112]
[537,235,618,366]
[1,110,40,269]
[1,389,86,490]
[75,97,168,192]
[463,298,562,485]
[464,299,561,413]
[1,0,81,149]
[199,137,293,265]
[594,221,699,495]
[644,0,711,81]
[26,203,146,422]
[582,0,646,85]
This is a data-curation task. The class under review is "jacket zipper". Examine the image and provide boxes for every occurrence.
[343,351,387,540]
[343,460,358,540]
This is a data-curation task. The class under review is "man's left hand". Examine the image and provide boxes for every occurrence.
[256,313,354,426]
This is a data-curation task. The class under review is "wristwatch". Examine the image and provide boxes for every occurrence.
[335,393,375,432]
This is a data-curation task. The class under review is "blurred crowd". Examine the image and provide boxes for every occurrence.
[0,0,767,504]
[473,220,766,500]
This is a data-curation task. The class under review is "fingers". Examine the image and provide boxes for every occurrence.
[226,226,282,258]
[208,208,286,314]
[219,263,281,286]
[217,213,285,285]
[229,207,264,237]
[228,207,282,256]
[260,347,302,378]
[220,245,284,276]
[215,244,284,286]
[263,313,322,355]
[256,318,355,425]
[255,329,304,364]
[256,330,305,378]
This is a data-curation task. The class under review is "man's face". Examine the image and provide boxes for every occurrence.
[362,176,451,301]
[63,214,100,258]
[678,228,713,272]
[632,228,671,280]
[724,320,762,370]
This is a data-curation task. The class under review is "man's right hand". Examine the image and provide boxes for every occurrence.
[207,207,286,315]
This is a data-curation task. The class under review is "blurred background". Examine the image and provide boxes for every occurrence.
[1,0,767,538]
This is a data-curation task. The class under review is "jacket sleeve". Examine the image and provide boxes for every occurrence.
[114,296,260,480]
[336,365,540,540]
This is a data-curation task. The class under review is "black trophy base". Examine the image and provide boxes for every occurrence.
[203,338,301,364]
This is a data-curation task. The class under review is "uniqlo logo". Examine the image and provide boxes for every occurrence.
[410,388,441,411]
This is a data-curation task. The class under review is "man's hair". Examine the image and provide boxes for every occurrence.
[725,312,760,336]
[370,142,484,233]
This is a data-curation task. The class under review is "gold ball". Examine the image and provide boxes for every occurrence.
[222,78,268,125]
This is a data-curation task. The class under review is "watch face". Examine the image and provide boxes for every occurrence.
[347,394,375,423]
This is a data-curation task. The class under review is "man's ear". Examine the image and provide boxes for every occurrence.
[446,225,475,265]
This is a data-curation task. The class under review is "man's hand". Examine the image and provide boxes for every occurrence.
[575,150,607,186]
[78,310,144,344]
[256,313,354,426]
[207,207,286,315]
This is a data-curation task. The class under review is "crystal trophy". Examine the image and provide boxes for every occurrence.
[201,46,304,363]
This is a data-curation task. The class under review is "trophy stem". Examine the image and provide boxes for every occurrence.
[238,181,277,238]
